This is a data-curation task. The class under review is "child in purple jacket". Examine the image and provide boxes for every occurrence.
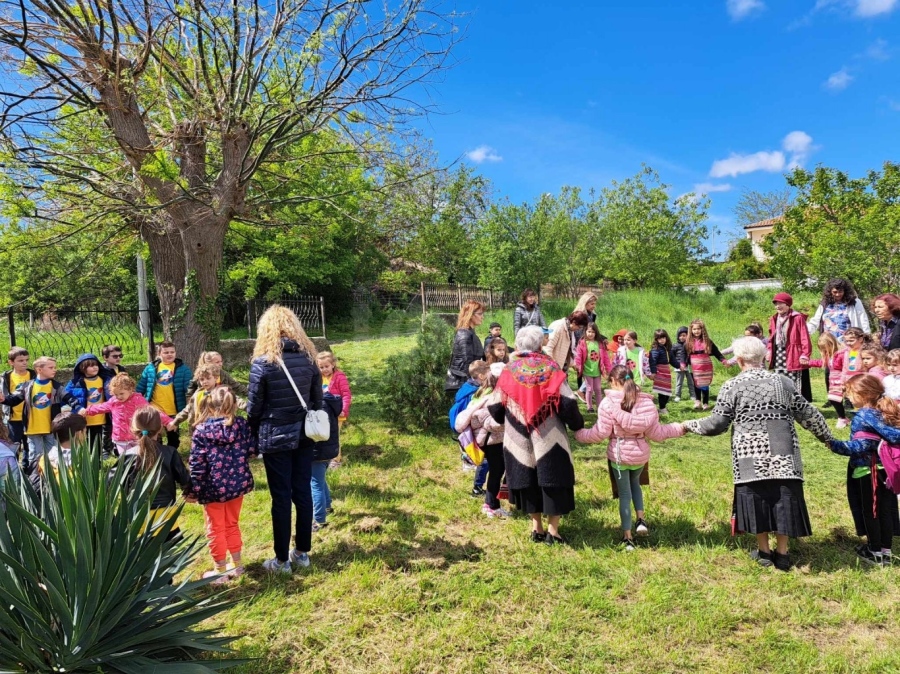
[186,386,256,583]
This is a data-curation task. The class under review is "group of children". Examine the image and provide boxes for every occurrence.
[0,343,353,582]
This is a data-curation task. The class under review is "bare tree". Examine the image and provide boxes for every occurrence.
[733,187,794,227]
[0,0,459,363]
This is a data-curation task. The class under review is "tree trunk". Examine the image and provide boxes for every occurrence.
[142,206,227,368]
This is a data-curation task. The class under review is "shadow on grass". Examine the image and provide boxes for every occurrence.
[565,508,735,551]
[312,534,483,572]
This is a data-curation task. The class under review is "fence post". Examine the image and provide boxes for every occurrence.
[7,307,14,347]
[420,282,426,327]
[456,283,462,310]
[319,296,326,339]
[146,308,156,363]
[246,300,253,339]
[488,288,494,311]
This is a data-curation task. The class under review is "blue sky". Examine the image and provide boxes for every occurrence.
[420,0,900,258]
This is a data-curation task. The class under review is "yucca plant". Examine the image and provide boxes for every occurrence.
[0,440,244,673]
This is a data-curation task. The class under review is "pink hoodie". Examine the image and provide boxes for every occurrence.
[574,389,684,466]
[86,392,174,442]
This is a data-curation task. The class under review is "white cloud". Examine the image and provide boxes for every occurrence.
[727,0,766,20]
[694,182,733,194]
[710,151,786,178]
[465,145,502,164]
[708,132,817,178]
[855,0,898,16]
[824,67,853,91]
[863,38,890,60]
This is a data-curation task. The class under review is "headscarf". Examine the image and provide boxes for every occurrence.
[495,351,567,431]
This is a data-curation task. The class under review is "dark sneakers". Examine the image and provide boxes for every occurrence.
[751,549,774,567]
[530,531,546,543]
[470,486,485,497]
[855,545,883,566]
[772,551,792,572]
[544,533,568,546]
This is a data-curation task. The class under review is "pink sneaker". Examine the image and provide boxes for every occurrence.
[836,418,850,429]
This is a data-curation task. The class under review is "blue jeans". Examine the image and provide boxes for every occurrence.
[474,459,489,489]
[263,446,313,561]
[614,465,645,532]
[27,434,57,474]
[310,460,331,524]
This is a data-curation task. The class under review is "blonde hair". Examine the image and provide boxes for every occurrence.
[860,343,886,369]
[817,333,839,362]
[316,351,337,367]
[109,372,136,394]
[456,300,485,330]
[844,374,900,426]
[887,349,900,366]
[33,356,56,369]
[195,351,223,371]
[252,305,318,363]
[468,360,490,380]
[130,406,162,474]
[196,386,237,427]
[574,292,598,314]
[194,363,221,385]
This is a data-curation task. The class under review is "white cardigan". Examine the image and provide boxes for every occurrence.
[806,298,871,335]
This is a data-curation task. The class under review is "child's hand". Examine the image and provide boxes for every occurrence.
[78,408,89,417]
[166,422,178,431]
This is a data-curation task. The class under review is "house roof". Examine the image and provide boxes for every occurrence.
[743,215,784,230]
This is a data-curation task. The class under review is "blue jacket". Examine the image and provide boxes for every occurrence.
[312,394,343,462]
[247,339,323,454]
[64,353,116,408]
[648,344,674,374]
[135,358,193,413]
[449,380,479,431]
[830,407,900,470]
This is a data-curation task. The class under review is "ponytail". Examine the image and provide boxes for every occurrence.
[130,405,162,474]
[608,365,640,413]
[876,395,900,427]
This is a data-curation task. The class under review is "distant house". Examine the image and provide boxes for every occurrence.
[744,215,783,262]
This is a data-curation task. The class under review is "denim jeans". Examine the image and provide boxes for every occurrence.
[310,460,332,524]
[474,459,489,489]
[26,434,57,474]
[263,446,313,561]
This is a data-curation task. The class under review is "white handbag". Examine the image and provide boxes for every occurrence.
[277,358,330,442]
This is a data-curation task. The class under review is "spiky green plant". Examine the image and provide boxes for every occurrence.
[0,441,244,673]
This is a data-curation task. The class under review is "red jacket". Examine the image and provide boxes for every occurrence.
[767,311,811,372]
[326,369,352,418]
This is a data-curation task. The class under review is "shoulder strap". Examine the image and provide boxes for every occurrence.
[852,430,882,442]
[277,357,309,411]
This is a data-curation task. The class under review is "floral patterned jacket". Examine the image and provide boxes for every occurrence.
[188,416,256,504]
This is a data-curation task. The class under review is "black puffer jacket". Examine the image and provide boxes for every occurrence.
[445,328,483,391]
[247,339,323,454]
[312,393,343,462]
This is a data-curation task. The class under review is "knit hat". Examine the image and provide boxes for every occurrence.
[772,292,793,307]
[677,326,688,337]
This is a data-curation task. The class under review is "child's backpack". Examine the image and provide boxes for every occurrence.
[853,430,900,495]
[448,382,478,431]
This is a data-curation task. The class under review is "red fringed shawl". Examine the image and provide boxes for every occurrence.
[496,352,567,430]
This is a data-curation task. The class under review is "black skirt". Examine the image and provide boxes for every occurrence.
[733,479,812,537]
[510,484,575,516]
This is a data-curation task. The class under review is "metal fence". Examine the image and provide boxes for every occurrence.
[4,307,155,366]
[420,282,608,312]
[246,296,326,338]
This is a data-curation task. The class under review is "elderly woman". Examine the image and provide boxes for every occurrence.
[767,292,813,402]
[544,310,589,371]
[247,305,322,573]
[871,293,900,353]
[445,300,485,392]
[489,326,585,544]
[683,336,833,571]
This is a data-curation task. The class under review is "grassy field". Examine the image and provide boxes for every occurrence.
[168,289,900,673]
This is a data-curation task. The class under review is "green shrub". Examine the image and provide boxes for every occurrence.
[0,445,241,673]
[377,315,452,430]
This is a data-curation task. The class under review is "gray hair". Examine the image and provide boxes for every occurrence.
[731,335,766,366]
[516,325,544,353]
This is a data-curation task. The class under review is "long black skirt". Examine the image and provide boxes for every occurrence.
[510,484,575,516]
[734,479,812,537]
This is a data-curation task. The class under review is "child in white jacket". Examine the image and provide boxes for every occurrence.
[575,365,683,549]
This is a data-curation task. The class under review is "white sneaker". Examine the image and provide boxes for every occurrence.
[659,408,669,416]
[262,557,291,574]
[635,518,649,536]
[693,400,702,410]
[836,418,850,429]
[482,503,509,518]
[289,549,310,568]
[673,397,681,403]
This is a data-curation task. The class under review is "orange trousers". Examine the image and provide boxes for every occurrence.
[203,496,244,562]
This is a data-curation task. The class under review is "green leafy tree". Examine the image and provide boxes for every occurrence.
[0,0,459,365]
[765,163,900,297]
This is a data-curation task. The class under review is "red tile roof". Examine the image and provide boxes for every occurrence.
[743,215,784,230]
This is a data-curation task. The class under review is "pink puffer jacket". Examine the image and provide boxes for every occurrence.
[574,390,684,466]
[454,392,504,446]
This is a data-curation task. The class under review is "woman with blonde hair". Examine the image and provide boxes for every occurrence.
[446,299,486,393]
[247,305,322,573]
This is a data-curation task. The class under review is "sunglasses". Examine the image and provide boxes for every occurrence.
[110,354,123,359]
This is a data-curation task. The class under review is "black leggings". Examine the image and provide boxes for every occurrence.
[482,443,505,510]
[693,385,710,405]
[832,400,847,419]
[854,469,895,552]
[658,394,670,410]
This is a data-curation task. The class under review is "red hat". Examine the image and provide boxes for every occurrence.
[772,292,793,307]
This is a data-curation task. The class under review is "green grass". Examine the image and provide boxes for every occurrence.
[169,289,897,672]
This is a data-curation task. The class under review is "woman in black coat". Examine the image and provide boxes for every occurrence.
[445,299,485,392]
[247,305,322,573]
